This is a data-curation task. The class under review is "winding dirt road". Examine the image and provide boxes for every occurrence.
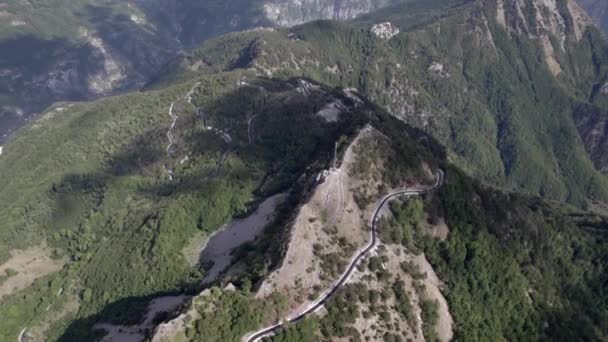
[164,101,178,180]
[164,82,201,180]
[244,170,444,342]
[248,115,258,144]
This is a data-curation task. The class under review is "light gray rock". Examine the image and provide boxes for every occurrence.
[371,22,400,40]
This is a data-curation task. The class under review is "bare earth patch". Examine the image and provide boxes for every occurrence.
[181,232,207,267]
[151,301,200,342]
[256,128,384,315]
[316,100,344,122]
[410,253,454,341]
[423,215,450,241]
[0,242,66,299]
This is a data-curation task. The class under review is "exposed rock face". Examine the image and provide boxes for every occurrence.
[79,28,127,95]
[602,82,608,95]
[495,0,595,76]
[371,21,400,40]
[263,0,406,26]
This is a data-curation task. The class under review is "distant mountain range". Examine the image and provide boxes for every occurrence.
[0,0,413,143]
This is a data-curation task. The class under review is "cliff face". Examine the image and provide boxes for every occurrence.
[262,0,405,26]
[493,0,595,76]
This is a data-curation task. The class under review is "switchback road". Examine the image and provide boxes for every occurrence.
[244,170,444,342]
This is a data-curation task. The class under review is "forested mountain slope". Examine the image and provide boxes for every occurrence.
[1,72,606,342]
[0,0,414,143]
[0,68,440,340]
[259,166,608,342]
[162,0,608,208]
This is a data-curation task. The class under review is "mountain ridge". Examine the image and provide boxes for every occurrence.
[155,0,608,207]
[1,1,608,341]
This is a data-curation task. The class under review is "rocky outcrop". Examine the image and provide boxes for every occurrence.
[79,28,127,95]
[371,22,400,40]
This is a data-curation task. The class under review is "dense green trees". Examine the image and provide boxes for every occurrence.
[392,279,414,324]
[172,0,608,208]
[379,199,424,247]
[271,318,320,342]
[187,288,288,342]
[375,166,608,340]
[420,167,607,340]
[420,299,439,342]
